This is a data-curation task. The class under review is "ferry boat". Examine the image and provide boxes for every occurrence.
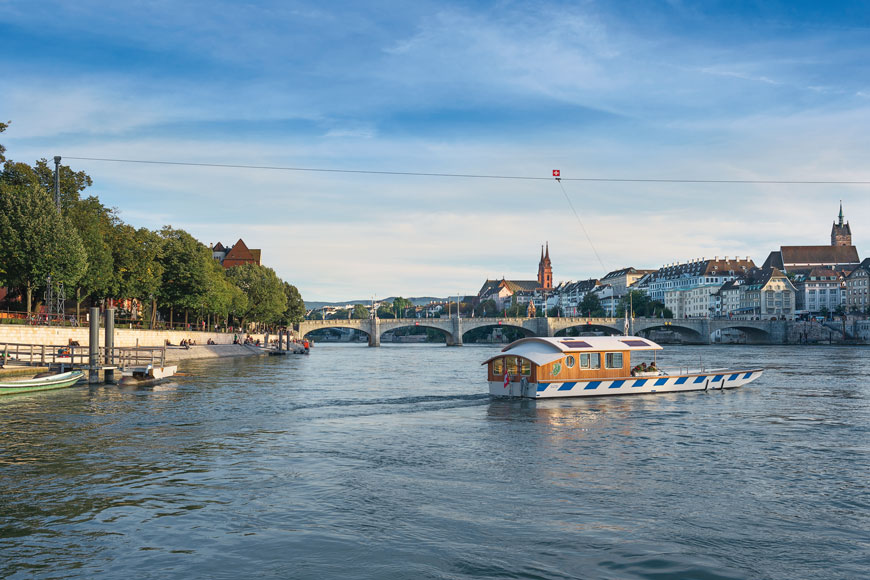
[483,336,762,398]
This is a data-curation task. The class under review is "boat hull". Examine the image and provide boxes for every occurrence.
[0,371,84,396]
[490,369,763,399]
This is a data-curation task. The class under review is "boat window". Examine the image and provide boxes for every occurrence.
[507,357,518,375]
[565,355,575,368]
[605,352,624,369]
[590,352,601,369]
[579,353,590,368]
[520,358,531,376]
[492,358,504,375]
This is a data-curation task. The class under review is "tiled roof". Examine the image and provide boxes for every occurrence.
[779,245,859,266]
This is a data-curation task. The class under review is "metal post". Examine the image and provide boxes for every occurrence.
[89,307,100,384]
[104,308,115,383]
[54,156,62,212]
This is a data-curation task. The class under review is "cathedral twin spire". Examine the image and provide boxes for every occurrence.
[538,242,553,289]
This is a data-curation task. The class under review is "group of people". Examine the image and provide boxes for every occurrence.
[630,362,658,376]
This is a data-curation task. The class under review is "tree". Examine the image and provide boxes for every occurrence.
[66,196,115,317]
[474,298,497,317]
[111,225,164,326]
[616,290,665,318]
[0,121,7,164]
[392,296,413,317]
[0,175,87,312]
[158,226,213,326]
[377,304,395,318]
[31,158,93,211]
[225,263,287,327]
[578,293,606,317]
[352,304,369,319]
[280,282,305,325]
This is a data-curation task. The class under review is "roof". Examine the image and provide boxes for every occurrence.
[481,336,662,366]
[213,242,226,252]
[601,267,655,281]
[222,238,260,267]
[779,245,859,266]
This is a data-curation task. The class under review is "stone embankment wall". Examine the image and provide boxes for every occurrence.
[0,324,266,349]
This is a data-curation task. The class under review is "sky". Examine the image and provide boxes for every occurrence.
[2,0,870,301]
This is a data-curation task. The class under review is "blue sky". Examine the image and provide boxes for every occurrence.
[3,1,870,301]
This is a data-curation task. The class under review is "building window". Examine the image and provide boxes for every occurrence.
[507,357,518,375]
[520,358,531,376]
[565,355,575,368]
[492,358,504,375]
[605,352,623,369]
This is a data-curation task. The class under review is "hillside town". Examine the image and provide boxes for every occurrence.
[310,203,867,323]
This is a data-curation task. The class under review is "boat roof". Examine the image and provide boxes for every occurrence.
[481,336,662,367]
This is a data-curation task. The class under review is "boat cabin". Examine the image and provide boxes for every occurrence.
[483,336,663,384]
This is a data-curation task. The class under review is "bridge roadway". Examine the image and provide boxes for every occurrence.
[296,316,792,346]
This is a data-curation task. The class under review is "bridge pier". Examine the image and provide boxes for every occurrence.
[446,318,463,346]
[368,318,381,347]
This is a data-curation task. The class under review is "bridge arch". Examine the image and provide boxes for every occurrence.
[635,323,705,344]
[710,324,771,344]
[553,323,622,337]
[378,322,452,344]
[461,322,534,344]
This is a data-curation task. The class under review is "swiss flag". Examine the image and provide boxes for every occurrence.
[552,169,560,177]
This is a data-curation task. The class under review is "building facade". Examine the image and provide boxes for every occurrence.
[643,257,755,303]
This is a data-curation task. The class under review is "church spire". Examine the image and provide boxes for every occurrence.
[839,200,844,226]
[545,242,550,261]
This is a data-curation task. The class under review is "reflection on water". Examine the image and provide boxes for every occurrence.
[1,344,868,579]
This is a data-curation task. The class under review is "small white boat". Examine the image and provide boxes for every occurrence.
[483,336,762,399]
[0,370,84,395]
[119,364,178,387]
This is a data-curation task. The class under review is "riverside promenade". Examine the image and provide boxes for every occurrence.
[0,324,287,364]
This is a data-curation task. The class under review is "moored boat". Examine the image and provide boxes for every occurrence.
[0,370,84,396]
[483,336,762,398]
[118,364,178,387]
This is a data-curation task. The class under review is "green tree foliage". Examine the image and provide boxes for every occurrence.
[474,298,497,317]
[352,304,370,319]
[392,296,413,317]
[112,225,164,304]
[0,121,7,163]
[225,263,287,326]
[578,293,606,317]
[615,290,668,318]
[158,226,213,323]
[31,159,93,210]
[202,258,246,323]
[0,176,87,312]
[66,196,115,313]
[281,282,305,324]
[377,304,395,318]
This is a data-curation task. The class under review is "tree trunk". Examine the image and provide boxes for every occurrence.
[185,310,189,328]
[26,281,32,315]
[75,287,81,323]
[170,308,173,329]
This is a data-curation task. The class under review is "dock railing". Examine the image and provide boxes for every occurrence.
[0,342,166,370]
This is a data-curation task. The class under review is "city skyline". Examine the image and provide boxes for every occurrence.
[3,1,870,300]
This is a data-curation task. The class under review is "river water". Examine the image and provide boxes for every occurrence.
[1,344,868,579]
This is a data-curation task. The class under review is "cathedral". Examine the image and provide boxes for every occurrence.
[477,244,555,310]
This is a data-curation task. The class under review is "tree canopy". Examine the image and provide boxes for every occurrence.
[0,130,304,329]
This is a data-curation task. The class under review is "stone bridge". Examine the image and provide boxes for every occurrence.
[296,317,792,346]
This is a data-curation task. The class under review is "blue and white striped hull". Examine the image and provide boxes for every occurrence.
[490,369,763,399]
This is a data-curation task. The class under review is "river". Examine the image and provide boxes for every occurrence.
[1,344,868,579]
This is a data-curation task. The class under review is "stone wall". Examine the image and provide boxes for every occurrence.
[0,324,266,349]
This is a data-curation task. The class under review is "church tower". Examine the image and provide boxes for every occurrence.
[537,243,553,289]
[831,201,852,246]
